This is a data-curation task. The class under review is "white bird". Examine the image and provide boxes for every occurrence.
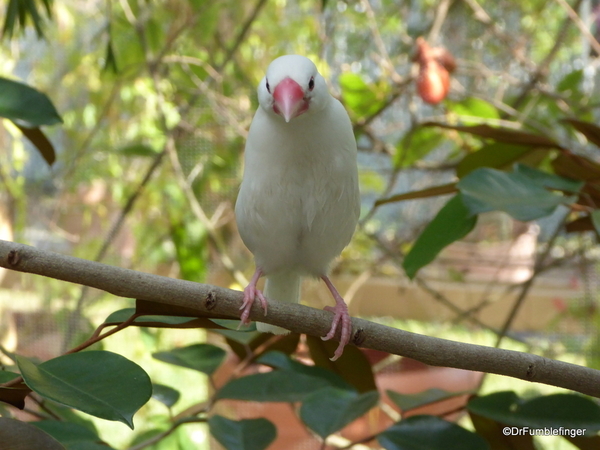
[235,54,360,361]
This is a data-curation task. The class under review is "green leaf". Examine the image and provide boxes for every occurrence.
[0,417,65,450]
[514,163,583,192]
[102,308,136,323]
[0,77,62,126]
[448,97,499,124]
[300,388,379,438]
[103,308,217,329]
[339,72,389,120]
[208,415,276,450]
[70,443,117,450]
[17,352,152,428]
[31,421,104,447]
[103,38,119,74]
[152,383,181,408]
[403,194,477,279]
[0,370,20,383]
[216,368,341,403]
[2,0,52,39]
[210,318,257,331]
[395,126,444,168]
[423,122,561,149]
[468,391,600,431]
[557,69,583,93]
[457,167,578,221]
[217,329,261,345]
[14,123,56,165]
[152,343,226,375]
[256,351,354,391]
[378,415,489,450]
[456,143,545,178]
[387,388,471,412]
[306,336,378,393]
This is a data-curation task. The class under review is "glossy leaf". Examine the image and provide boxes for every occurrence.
[0,417,65,450]
[257,351,353,391]
[300,387,379,438]
[403,194,477,279]
[208,415,276,450]
[152,383,181,408]
[103,307,220,329]
[216,366,343,402]
[387,388,471,412]
[456,143,547,178]
[69,443,117,450]
[0,77,62,126]
[457,167,577,221]
[210,318,257,331]
[152,343,226,375]
[14,123,56,165]
[221,330,296,363]
[378,415,489,450]
[423,122,561,149]
[307,335,378,393]
[0,371,30,409]
[468,391,600,430]
[17,352,152,428]
[32,421,106,448]
[514,163,583,192]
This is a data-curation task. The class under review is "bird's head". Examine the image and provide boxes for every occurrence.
[258,55,330,123]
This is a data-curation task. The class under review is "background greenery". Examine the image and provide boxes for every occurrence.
[2,0,600,449]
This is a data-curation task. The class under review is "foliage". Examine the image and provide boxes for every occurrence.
[2,0,600,448]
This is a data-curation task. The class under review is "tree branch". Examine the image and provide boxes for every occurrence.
[2,239,600,398]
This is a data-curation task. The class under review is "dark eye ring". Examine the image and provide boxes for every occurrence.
[308,77,315,91]
[266,80,271,93]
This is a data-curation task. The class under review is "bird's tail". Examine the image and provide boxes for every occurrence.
[257,271,301,335]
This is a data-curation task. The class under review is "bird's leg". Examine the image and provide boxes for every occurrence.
[239,268,268,327]
[320,275,352,361]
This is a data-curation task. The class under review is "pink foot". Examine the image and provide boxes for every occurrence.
[321,276,352,361]
[239,268,268,328]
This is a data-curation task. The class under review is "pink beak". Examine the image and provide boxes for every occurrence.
[273,78,308,122]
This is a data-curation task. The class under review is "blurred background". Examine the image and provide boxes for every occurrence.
[1,0,600,448]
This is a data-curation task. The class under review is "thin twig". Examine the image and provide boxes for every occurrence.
[511,0,584,111]
[555,0,600,56]
[216,0,269,72]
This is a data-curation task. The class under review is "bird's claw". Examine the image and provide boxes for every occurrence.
[238,284,268,329]
[321,302,352,361]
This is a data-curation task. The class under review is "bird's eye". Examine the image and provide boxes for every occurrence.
[266,80,271,93]
[308,76,315,91]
